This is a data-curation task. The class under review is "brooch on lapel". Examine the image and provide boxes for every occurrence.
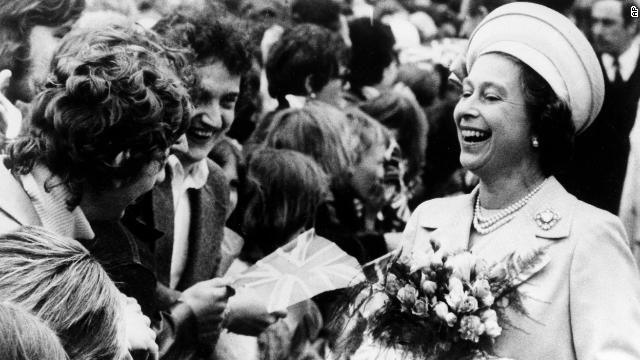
[534,208,561,231]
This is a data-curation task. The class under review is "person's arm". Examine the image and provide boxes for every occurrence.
[570,214,640,359]
[224,289,287,336]
[154,278,232,359]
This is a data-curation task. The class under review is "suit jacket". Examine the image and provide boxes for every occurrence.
[402,177,640,360]
[558,54,640,214]
[147,158,229,293]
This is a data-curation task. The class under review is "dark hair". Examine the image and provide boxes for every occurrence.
[526,0,574,14]
[291,0,341,30]
[360,92,428,181]
[396,63,441,108]
[8,28,191,208]
[239,0,290,30]
[266,23,348,102]
[507,53,575,177]
[467,0,513,16]
[229,59,262,143]
[348,17,396,92]
[0,302,68,360]
[152,6,253,76]
[240,148,329,261]
[51,25,192,87]
[0,226,124,360]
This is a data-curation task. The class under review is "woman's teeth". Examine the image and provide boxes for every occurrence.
[461,129,490,142]
[192,129,213,138]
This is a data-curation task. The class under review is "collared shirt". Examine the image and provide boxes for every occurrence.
[20,164,94,240]
[602,36,640,82]
[167,155,209,289]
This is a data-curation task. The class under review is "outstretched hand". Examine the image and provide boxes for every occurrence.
[224,288,287,336]
[0,69,23,139]
[180,277,234,333]
[122,295,158,360]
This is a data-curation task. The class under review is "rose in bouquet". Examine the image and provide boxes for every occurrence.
[342,238,547,360]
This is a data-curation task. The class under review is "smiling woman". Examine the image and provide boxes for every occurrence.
[398,2,640,360]
[455,54,535,182]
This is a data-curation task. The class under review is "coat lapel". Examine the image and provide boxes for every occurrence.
[417,188,477,255]
[152,169,175,287]
[175,160,226,290]
[413,177,574,288]
[487,177,574,287]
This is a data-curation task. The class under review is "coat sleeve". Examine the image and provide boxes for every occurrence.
[570,212,640,360]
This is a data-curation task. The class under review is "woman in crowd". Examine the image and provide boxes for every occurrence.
[360,91,428,207]
[0,226,131,360]
[400,3,640,359]
[0,302,68,360]
[216,148,329,360]
[260,104,361,259]
[266,23,349,109]
[261,103,392,264]
[315,109,392,265]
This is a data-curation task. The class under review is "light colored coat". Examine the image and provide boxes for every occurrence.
[402,176,640,360]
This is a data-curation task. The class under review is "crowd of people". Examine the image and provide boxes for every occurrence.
[0,0,639,359]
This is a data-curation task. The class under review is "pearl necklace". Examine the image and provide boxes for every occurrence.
[473,178,548,234]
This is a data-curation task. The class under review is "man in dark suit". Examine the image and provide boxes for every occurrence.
[559,0,640,214]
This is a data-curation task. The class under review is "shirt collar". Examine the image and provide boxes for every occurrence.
[602,36,640,82]
[167,155,209,192]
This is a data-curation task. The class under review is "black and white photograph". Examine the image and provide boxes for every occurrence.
[0,0,638,359]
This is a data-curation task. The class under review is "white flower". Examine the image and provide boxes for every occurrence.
[445,277,465,311]
[472,279,495,307]
[481,309,502,338]
[421,280,437,296]
[434,301,449,320]
[446,252,475,282]
[445,313,458,327]
[459,296,479,313]
[459,315,485,342]
[397,285,418,308]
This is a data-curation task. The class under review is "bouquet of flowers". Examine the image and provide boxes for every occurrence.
[339,238,547,360]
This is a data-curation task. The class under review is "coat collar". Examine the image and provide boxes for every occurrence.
[416,177,576,253]
[0,157,41,227]
[413,177,573,287]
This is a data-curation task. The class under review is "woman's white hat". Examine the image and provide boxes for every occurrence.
[466,2,604,133]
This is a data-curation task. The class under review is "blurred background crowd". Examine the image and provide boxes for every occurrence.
[0,0,638,359]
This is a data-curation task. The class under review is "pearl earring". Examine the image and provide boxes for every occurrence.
[531,136,540,148]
